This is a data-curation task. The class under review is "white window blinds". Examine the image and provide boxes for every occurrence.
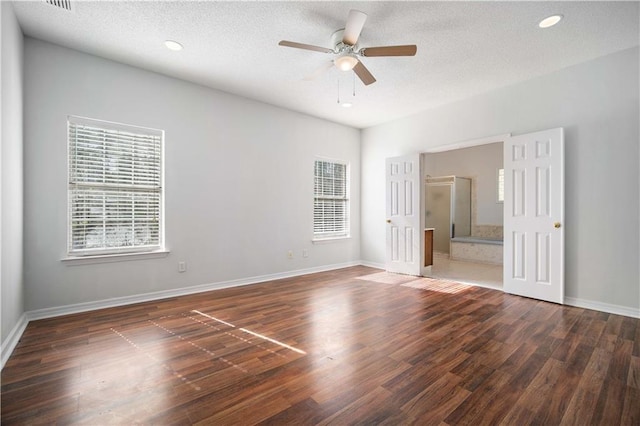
[68,116,163,255]
[314,160,349,238]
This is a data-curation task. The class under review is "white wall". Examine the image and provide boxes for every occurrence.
[1,2,25,347]
[424,142,503,225]
[362,47,640,312]
[23,38,360,312]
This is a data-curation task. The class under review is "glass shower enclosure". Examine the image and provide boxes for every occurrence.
[425,176,471,254]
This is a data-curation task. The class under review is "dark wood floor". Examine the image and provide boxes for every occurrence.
[2,266,639,425]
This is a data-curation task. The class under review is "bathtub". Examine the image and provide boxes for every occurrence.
[450,236,503,265]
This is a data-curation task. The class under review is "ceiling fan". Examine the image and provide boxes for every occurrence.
[278,9,417,86]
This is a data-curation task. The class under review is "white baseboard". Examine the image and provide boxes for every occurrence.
[359,260,385,269]
[564,297,640,319]
[1,313,29,369]
[0,261,362,369]
[26,261,361,321]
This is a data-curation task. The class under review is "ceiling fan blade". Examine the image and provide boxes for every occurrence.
[304,61,334,81]
[353,60,376,86]
[278,40,333,54]
[361,45,418,57]
[342,10,367,46]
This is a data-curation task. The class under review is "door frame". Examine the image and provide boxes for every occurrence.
[420,133,511,277]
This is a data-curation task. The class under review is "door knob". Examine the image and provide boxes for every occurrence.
[554,222,561,228]
[386,219,391,223]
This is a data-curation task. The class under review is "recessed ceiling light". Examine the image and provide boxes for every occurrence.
[164,40,183,51]
[539,15,563,29]
[341,102,353,108]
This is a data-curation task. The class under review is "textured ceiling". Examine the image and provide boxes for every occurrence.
[12,1,640,129]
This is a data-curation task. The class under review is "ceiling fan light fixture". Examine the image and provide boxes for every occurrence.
[341,102,353,108]
[335,53,358,71]
[538,14,563,28]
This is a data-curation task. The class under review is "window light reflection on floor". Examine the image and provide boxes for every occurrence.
[191,310,306,355]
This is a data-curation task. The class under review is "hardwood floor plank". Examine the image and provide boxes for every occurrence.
[258,397,326,425]
[442,369,512,425]
[452,358,496,392]
[497,342,538,376]
[530,370,581,425]
[498,405,537,425]
[620,317,638,341]
[580,317,607,347]
[592,379,626,425]
[605,314,624,335]
[559,387,599,426]
[402,372,471,423]
[2,266,639,425]
[628,355,640,389]
[505,357,564,414]
[317,386,398,425]
[621,385,640,426]
[506,351,549,391]
[608,338,633,383]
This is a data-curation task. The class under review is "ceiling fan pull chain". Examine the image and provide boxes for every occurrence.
[337,77,340,104]
[353,72,356,97]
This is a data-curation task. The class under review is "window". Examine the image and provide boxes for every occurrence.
[67,116,164,256]
[313,159,349,239]
[497,168,505,203]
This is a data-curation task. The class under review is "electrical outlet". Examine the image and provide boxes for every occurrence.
[178,261,187,272]
[287,250,293,259]
[302,249,309,258]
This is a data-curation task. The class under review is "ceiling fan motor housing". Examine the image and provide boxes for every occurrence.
[330,29,359,54]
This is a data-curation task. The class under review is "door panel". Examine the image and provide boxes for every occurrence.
[386,154,421,275]
[504,128,564,304]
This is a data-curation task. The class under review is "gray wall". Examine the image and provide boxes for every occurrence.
[362,47,640,312]
[1,2,25,349]
[424,142,503,225]
[23,38,361,312]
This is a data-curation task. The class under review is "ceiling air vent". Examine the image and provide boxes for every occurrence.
[44,0,72,12]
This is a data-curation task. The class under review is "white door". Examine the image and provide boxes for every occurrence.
[504,128,564,303]
[385,154,422,275]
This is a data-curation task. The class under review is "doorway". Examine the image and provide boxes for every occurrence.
[422,137,506,289]
[385,129,565,303]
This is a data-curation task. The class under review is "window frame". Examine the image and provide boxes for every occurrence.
[312,158,350,241]
[66,115,165,257]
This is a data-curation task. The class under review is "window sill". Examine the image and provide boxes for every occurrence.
[62,250,170,266]
[312,236,351,244]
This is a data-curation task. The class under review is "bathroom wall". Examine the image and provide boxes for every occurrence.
[424,142,504,239]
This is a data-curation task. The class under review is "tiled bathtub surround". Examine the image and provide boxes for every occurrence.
[470,225,503,239]
[451,237,503,265]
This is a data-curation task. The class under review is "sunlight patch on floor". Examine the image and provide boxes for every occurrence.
[191,310,306,355]
[401,277,471,294]
[355,271,420,285]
